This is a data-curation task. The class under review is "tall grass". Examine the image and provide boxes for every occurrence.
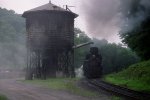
[0,95,7,100]
[104,60,150,92]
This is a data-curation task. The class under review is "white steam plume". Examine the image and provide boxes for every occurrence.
[80,0,150,41]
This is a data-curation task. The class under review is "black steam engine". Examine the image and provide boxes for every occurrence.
[83,47,102,79]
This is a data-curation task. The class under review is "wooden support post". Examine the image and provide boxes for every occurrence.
[70,50,75,78]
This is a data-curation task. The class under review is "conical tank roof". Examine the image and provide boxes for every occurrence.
[22,2,78,18]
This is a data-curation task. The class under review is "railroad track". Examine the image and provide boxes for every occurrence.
[87,79,150,100]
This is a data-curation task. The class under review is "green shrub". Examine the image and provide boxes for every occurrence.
[0,95,7,100]
[104,60,150,92]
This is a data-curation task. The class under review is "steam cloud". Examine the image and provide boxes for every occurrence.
[80,0,120,41]
[120,0,150,34]
[80,0,150,41]
[0,35,26,79]
[0,36,26,69]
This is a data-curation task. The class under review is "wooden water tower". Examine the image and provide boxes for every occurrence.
[22,2,78,79]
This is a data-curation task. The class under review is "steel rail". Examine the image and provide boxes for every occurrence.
[87,79,150,100]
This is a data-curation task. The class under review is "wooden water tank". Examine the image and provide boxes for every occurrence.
[22,2,78,79]
[22,2,78,52]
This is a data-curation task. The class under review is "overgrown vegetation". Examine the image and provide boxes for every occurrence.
[74,28,140,74]
[0,95,7,100]
[111,0,150,94]
[119,1,150,60]
[120,18,150,60]
[0,7,140,75]
[93,38,140,74]
[74,28,91,68]
[111,96,122,100]
[104,60,150,92]
[23,78,98,97]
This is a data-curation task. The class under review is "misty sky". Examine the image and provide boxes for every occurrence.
[0,0,121,43]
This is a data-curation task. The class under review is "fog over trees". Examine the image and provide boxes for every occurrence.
[0,8,140,74]
[0,8,26,70]
[74,28,140,74]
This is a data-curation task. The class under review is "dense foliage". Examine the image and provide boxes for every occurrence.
[105,60,150,92]
[119,0,150,60]
[74,28,91,68]
[74,29,140,74]
[93,38,140,74]
[120,18,150,60]
[0,8,26,69]
[0,94,7,100]
[0,7,140,75]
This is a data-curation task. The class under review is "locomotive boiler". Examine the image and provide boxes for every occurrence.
[83,47,102,79]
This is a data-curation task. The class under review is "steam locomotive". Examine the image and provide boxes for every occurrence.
[83,47,102,79]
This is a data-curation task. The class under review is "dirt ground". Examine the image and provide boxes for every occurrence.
[0,79,112,100]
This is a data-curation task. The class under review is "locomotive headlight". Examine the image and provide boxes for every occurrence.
[92,55,96,58]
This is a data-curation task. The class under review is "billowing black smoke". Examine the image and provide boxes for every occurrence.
[80,0,150,41]
[119,0,150,34]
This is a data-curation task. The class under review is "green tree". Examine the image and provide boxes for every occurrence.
[119,0,150,60]
[73,28,140,74]
[74,28,91,68]
[92,38,140,74]
[120,18,150,60]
